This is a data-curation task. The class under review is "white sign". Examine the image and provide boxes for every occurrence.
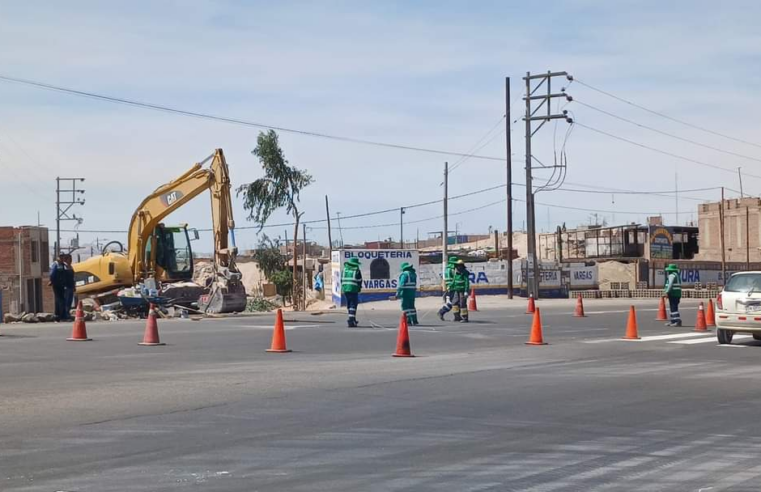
[339,249,420,292]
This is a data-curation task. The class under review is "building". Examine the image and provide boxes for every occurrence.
[0,226,53,317]
[538,222,698,262]
[696,197,761,263]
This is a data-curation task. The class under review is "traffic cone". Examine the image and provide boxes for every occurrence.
[525,307,547,345]
[623,305,640,340]
[67,301,92,341]
[526,294,536,314]
[468,287,478,312]
[138,304,165,346]
[694,302,708,332]
[706,299,717,327]
[266,309,291,353]
[656,297,668,321]
[574,294,586,317]
[393,313,414,357]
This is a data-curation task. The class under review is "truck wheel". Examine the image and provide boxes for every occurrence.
[717,329,734,345]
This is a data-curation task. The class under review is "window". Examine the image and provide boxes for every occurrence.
[370,258,390,279]
[724,274,761,293]
[31,240,39,263]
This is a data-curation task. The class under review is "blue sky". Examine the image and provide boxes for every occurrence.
[1,1,760,253]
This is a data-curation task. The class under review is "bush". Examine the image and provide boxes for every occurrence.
[270,270,293,299]
[246,297,278,312]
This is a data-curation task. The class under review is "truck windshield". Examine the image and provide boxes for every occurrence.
[724,274,761,293]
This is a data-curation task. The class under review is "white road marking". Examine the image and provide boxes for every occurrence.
[585,333,712,344]
[670,335,752,345]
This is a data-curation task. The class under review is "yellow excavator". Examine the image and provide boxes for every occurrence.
[73,149,247,313]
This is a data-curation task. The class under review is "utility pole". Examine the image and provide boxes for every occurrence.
[336,212,344,248]
[442,162,449,285]
[302,223,307,310]
[675,171,679,226]
[400,207,405,249]
[720,187,726,283]
[523,70,572,298]
[746,206,750,269]
[55,177,86,256]
[506,76,514,298]
[738,167,744,198]
[325,195,333,255]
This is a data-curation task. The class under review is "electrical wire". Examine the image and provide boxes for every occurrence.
[574,78,761,150]
[574,121,761,179]
[447,115,506,174]
[574,99,761,164]
[0,73,507,163]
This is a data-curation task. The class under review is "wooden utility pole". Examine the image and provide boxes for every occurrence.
[302,223,307,310]
[746,206,750,269]
[493,230,499,258]
[720,187,726,283]
[442,162,449,285]
[325,195,333,256]
[505,76,514,298]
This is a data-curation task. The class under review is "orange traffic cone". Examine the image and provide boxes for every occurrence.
[138,304,165,346]
[574,294,586,317]
[67,301,92,341]
[623,305,640,340]
[468,287,478,312]
[393,313,414,357]
[656,297,668,321]
[694,302,708,332]
[706,299,717,327]
[526,294,536,314]
[266,309,291,353]
[525,307,547,345]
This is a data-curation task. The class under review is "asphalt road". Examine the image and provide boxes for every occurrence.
[2,297,761,491]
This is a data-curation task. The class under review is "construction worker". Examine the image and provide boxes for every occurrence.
[451,259,471,322]
[663,263,682,327]
[341,257,363,327]
[437,256,459,321]
[396,262,418,325]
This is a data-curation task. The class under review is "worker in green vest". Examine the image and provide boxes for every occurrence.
[396,262,418,325]
[451,260,471,322]
[438,256,459,321]
[663,263,682,327]
[341,257,363,327]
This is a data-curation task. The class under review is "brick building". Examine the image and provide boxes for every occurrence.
[696,198,761,263]
[0,226,54,318]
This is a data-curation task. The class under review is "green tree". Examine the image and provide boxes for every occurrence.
[252,234,285,281]
[238,130,313,309]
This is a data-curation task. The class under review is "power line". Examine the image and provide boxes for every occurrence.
[0,73,507,163]
[574,121,761,180]
[574,78,761,150]
[447,115,506,174]
[574,99,761,164]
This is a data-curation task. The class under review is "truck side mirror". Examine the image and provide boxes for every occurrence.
[190,229,200,241]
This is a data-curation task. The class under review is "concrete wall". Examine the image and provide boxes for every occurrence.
[696,198,761,263]
[0,227,53,318]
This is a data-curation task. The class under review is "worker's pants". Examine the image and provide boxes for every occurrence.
[401,296,418,325]
[668,296,681,325]
[64,287,75,318]
[345,292,359,326]
[53,286,67,321]
[451,291,469,321]
[438,291,454,318]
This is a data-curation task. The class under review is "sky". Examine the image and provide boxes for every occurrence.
[1,0,761,254]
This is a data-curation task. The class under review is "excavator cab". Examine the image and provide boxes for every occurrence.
[146,224,196,283]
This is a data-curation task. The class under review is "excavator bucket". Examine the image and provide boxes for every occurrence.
[198,268,247,314]
[200,289,247,314]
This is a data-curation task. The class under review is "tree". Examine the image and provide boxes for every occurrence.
[252,233,286,276]
[238,130,313,309]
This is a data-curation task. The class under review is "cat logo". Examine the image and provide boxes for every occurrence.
[161,190,184,207]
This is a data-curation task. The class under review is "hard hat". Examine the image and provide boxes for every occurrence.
[346,257,361,266]
[400,262,411,271]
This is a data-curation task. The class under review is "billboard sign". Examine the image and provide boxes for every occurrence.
[649,226,673,259]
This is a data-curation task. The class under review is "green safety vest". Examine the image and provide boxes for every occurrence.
[341,265,362,294]
[397,270,417,298]
[664,271,682,298]
[452,269,470,293]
